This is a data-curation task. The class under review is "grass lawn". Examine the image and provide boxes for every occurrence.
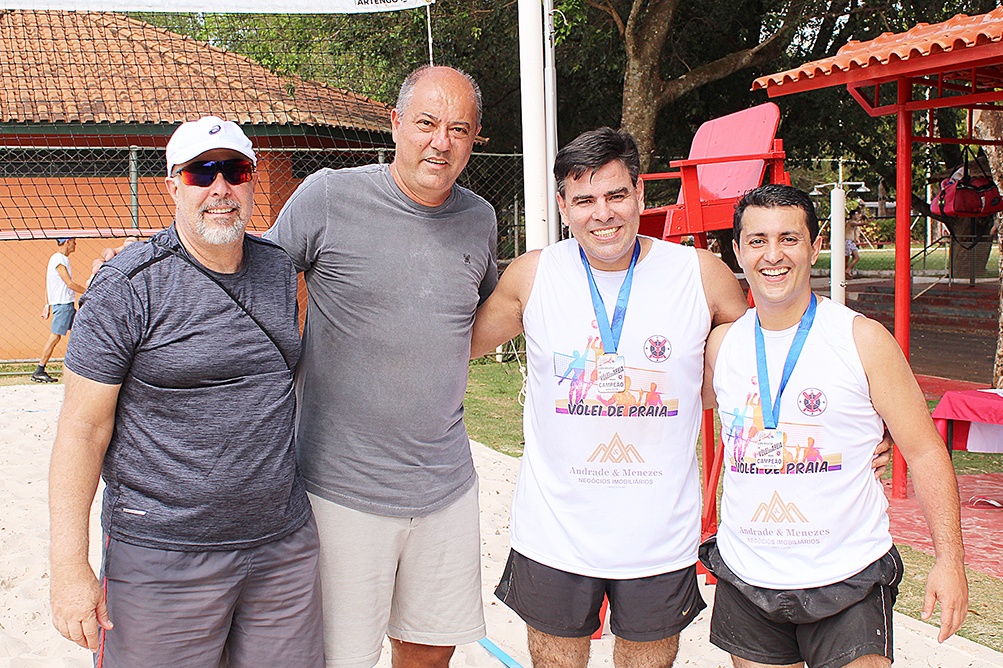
[464,356,525,458]
[0,361,59,386]
[813,244,1000,276]
[896,544,1003,652]
[465,359,1003,652]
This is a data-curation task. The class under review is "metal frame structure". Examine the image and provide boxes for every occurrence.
[753,7,1003,498]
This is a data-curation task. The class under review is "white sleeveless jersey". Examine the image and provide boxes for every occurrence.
[713,298,890,589]
[510,238,709,578]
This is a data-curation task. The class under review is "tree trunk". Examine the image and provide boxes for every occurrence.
[974,110,1003,388]
[621,59,662,173]
[620,0,676,173]
[616,0,807,172]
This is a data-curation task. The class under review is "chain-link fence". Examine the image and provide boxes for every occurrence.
[0,149,523,361]
[461,152,525,261]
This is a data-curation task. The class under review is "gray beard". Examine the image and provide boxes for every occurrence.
[195,200,246,245]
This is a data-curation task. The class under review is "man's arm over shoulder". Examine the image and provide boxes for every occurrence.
[854,316,968,642]
[263,170,330,273]
[49,370,120,651]
[696,249,748,327]
[470,250,540,360]
[701,322,733,410]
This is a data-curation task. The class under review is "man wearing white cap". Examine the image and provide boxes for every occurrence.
[48,116,323,667]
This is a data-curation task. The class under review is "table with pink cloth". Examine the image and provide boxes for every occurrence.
[933,389,1003,453]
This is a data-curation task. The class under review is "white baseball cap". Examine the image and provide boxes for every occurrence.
[166,116,256,176]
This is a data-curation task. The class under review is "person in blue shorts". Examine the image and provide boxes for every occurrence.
[32,237,86,383]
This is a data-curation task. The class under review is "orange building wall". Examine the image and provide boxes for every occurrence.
[0,177,174,232]
[1,239,309,362]
[0,164,307,361]
[0,158,303,235]
[1,238,109,361]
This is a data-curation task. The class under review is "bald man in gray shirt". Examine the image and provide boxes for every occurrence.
[265,65,497,668]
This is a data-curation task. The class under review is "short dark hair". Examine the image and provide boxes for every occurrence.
[396,65,482,128]
[554,128,640,198]
[733,184,819,242]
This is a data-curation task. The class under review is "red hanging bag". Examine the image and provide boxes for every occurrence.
[931,146,1003,217]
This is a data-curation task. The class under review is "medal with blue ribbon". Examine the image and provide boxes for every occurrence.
[753,292,817,469]
[579,240,640,394]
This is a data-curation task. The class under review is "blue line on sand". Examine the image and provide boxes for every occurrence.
[478,638,525,668]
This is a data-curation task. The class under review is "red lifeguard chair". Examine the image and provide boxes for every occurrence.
[641,102,791,560]
[638,102,791,249]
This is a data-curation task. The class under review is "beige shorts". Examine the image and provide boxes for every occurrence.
[309,484,485,668]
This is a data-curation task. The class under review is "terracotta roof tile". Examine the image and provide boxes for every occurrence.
[754,7,1003,91]
[0,10,392,132]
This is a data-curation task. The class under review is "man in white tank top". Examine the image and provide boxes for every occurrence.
[702,185,967,668]
[471,128,751,668]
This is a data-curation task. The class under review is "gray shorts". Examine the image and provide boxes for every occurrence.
[50,302,75,335]
[98,516,323,668]
[309,484,485,668]
[495,549,705,642]
[701,537,901,668]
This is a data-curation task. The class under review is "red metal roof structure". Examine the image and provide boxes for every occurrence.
[753,7,1003,499]
[754,8,1003,120]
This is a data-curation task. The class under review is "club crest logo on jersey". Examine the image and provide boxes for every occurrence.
[797,388,827,417]
[643,335,671,362]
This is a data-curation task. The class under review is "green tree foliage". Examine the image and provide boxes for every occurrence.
[136,1,1001,189]
[134,4,525,151]
[775,0,1000,201]
[552,0,1000,184]
[551,0,818,171]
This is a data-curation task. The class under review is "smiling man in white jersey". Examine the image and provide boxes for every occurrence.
[701,184,967,668]
[471,127,750,668]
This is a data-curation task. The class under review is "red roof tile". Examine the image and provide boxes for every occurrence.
[753,7,1003,92]
[0,10,392,132]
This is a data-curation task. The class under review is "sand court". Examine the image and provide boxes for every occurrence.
[1,384,1000,667]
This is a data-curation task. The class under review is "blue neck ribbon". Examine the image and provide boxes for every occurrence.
[754,292,818,430]
[578,240,640,355]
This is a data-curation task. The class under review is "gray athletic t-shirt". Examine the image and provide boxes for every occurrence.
[265,164,497,517]
[65,227,309,551]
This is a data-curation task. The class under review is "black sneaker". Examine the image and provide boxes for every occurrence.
[31,369,57,383]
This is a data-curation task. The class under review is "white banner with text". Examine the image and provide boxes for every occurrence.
[1,0,432,14]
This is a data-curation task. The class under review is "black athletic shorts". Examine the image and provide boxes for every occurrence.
[700,537,902,668]
[495,549,705,642]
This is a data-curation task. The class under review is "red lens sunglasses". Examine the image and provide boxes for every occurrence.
[174,159,254,187]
